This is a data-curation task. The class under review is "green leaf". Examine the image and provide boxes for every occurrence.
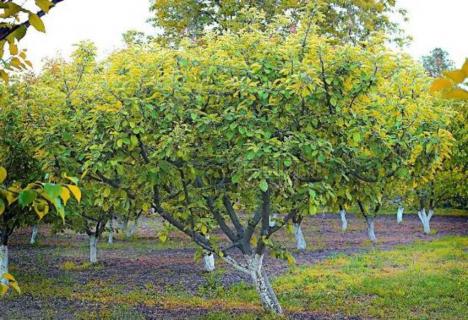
[130,135,139,147]
[0,198,5,215]
[18,190,37,207]
[44,183,62,200]
[29,13,46,33]
[259,179,268,192]
[52,197,65,222]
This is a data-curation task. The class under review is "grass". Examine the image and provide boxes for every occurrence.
[4,236,467,319]
[258,236,466,319]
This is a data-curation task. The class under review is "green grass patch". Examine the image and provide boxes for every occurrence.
[262,236,466,319]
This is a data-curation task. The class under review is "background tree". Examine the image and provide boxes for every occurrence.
[421,48,455,78]
[149,0,406,45]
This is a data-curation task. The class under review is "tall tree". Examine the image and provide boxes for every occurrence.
[149,0,406,45]
[422,48,455,78]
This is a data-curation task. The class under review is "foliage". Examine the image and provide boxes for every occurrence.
[149,0,407,45]
[0,0,63,81]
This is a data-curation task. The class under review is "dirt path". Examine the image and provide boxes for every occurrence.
[1,214,466,319]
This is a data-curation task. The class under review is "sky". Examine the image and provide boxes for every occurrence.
[21,0,468,71]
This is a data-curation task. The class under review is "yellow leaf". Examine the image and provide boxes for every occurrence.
[0,167,6,183]
[10,57,22,69]
[29,13,46,33]
[461,59,468,75]
[33,200,49,219]
[429,78,452,92]
[35,0,52,13]
[67,185,81,203]
[444,70,466,84]
[60,186,70,205]
[0,283,7,296]
[8,42,18,55]
[0,70,9,82]
[3,189,17,205]
[2,273,15,281]
[445,88,468,100]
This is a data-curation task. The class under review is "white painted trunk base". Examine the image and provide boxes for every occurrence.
[0,245,8,285]
[418,209,433,234]
[366,217,377,243]
[30,225,39,245]
[293,223,306,250]
[203,253,215,272]
[269,214,278,228]
[247,254,283,314]
[89,235,98,263]
[125,218,140,238]
[339,209,347,231]
[397,207,404,224]
[108,220,114,244]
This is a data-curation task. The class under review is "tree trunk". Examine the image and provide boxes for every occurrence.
[30,224,39,245]
[108,219,114,244]
[246,254,283,314]
[203,252,215,272]
[365,216,377,243]
[293,223,306,250]
[125,217,140,238]
[0,245,8,285]
[269,213,278,228]
[89,235,98,263]
[417,208,433,234]
[396,206,404,224]
[339,209,347,231]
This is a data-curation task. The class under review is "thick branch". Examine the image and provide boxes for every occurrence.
[222,194,244,235]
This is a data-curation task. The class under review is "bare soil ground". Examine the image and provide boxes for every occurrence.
[1,213,467,319]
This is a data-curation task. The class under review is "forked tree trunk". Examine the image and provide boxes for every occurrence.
[108,219,114,244]
[246,254,282,314]
[339,209,347,231]
[396,206,404,224]
[418,208,433,234]
[365,216,377,243]
[0,245,8,285]
[30,224,39,245]
[293,223,306,250]
[203,252,215,272]
[89,235,98,263]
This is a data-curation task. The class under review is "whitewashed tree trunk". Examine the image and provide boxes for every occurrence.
[108,219,114,244]
[396,206,404,224]
[246,254,283,314]
[0,245,8,285]
[269,213,278,228]
[365,216,377,243]
[417,208,433,234]
[339,209,347,231]
[89,235,98,263]
[125,217,140,238]
[293,223,306,250]
[30,224,39,245]
[203,252,215,272]
[121,218,129,235]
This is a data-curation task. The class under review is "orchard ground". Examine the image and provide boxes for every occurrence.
[1,212,467,320]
